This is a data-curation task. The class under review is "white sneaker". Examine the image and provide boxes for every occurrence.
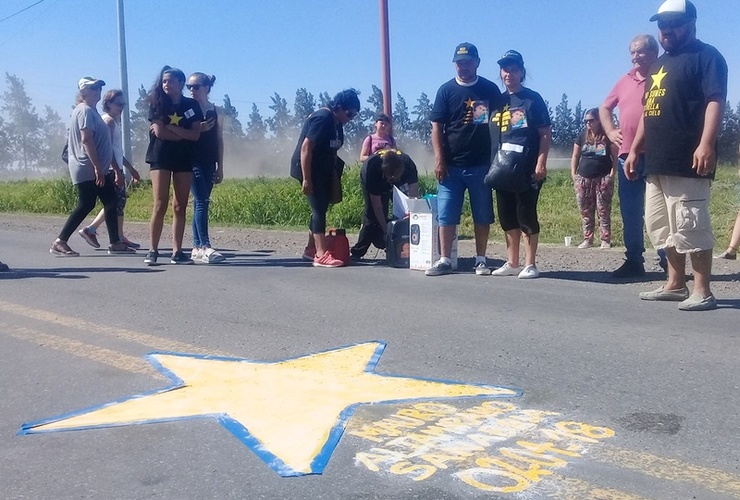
[600,241,611,249]
[474,261,491,275]
[578,240,593,249]
[202,247,225,264]
[491,262,521,276]
[518,264,540,279]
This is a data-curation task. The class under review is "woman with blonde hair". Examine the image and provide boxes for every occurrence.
[570,107,618,249]
[79,89,141,250]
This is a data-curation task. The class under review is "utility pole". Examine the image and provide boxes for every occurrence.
[379,0,392,118]
[116,0,132,160]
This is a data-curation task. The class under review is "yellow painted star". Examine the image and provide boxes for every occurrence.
[465,98,476,108]
[168,113,182,126]
[20,342,519,476]
[650,66,668,90]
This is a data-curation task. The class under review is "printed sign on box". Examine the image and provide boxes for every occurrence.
[408,197,457,271]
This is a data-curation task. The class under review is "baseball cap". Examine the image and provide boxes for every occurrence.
[649,0,697,22]
[452,43,479,62]
[497,50,524,67]
[78,77,106,90]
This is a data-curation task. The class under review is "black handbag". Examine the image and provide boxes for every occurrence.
[484,146,534,192]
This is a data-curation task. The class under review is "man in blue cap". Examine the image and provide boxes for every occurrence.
[625,0,728,311]
[426,43,501,276]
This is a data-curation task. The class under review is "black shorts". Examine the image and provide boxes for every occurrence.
[496,187,541,235]
[149,163,193,174]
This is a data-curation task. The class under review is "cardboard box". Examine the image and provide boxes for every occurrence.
[408,197,458,271]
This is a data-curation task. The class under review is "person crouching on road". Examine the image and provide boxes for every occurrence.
[350,149,420,260]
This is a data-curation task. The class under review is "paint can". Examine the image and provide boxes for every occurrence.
[326,228,350,266]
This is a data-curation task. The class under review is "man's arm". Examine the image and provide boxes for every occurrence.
[369,194,387,234]
[80,127,105,186]
[431,122,446,182]
[624,115,645,180]
[693,97,724,176]
[599,104,622,147]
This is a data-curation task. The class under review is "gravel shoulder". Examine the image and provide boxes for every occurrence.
[2,212,739,296]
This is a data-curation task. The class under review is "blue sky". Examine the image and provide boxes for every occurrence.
[1,0,738,123]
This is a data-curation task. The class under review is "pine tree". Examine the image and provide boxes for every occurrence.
[411,92,433,145]
[551,94,576,151]
[1,73,43,174]
[40,106,66,174]
[392,93,412,145]
[129,85,150,165]
[221,94,245,139]
[245,103,267,143]
[293,88,316,126]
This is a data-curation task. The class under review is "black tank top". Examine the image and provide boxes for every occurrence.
[194,106,219,164]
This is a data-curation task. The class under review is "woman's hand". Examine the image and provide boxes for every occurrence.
[214,167,223,184]
[200,117,215,132]
[301,179,313,195]
[114,170,124,187]
[130,168,140,183]
[534,161,547,182]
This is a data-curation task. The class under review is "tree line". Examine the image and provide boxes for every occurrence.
[1,72,739,178]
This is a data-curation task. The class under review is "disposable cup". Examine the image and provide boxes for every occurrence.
[564,236,572,247]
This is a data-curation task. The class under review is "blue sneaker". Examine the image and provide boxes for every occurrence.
[425,260,452,276]
[144,250,158,266]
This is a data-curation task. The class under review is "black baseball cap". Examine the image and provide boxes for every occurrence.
[452,43,479,62]
[497,50,524,67]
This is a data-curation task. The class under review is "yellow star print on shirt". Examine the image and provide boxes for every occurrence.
[650,66,668,90]
[20,342,520,477]
[168,113,182,126]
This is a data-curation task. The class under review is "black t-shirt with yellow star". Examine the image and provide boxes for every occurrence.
[430,77,500,167]
[643,39,727,179]
[145,96,204,168]
[490,87,551,159]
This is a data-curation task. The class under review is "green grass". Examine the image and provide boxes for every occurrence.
[0,164,737,247]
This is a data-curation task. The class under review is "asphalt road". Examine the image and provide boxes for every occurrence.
[1,225,739,500]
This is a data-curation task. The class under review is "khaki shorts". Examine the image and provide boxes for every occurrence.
[645,175,713,253]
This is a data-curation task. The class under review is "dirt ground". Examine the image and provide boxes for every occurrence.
[2,212,739,297]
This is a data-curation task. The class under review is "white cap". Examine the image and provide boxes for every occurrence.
[77,76,105,90]
[649,0,697,22]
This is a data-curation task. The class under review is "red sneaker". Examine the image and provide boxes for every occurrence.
[313,251,344,268]
[78,227,100,248]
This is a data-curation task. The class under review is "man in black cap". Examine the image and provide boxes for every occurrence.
[426,42,501,276]
[625,0,728,311]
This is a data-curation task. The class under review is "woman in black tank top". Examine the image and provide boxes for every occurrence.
[188,72,225,264]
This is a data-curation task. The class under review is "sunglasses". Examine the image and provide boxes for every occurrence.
[584,119,596,124]
[112,101,126,106]
[657,17,690,30]
[186,84,204,90]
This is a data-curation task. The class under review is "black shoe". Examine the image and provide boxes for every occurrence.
[170,250,194,265]
[144,250,159,266]
[611,260,645,279]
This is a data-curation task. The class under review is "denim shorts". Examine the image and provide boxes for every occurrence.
[437,165,494,226]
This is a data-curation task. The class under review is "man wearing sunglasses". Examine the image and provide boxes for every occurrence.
[625,0,728,311]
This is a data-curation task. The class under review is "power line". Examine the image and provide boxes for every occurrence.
[0,0,47,24]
